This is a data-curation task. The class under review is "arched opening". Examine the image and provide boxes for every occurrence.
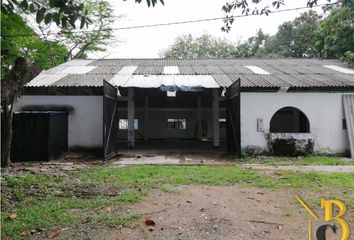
[270,107,310,133]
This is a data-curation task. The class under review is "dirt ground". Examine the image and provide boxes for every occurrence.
[57,185,352,240]
[109,186,305,240]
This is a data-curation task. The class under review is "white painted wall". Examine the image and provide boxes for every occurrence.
[14,96,103,148]
[241,92,350,154]
[14,92,351,154]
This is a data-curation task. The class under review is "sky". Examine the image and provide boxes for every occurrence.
[93,0,330,59]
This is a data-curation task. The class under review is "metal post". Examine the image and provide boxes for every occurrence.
[212,89,220,147]
[128,88,135,148]
[144,96,149,141]
[197,96,202,140]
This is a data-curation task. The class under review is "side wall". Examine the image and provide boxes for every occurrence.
[241,92,350,154]
[14,96,103,148]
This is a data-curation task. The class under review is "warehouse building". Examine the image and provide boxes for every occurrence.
[13,58,354,160]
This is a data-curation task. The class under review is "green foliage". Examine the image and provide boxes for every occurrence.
[315,4,354,59]
[341,51,354,65]
[1,11,68,77]
[2,0,91,28]
[221,0,341,32]
[22,0,117,61]
[2,0,163,31]
[160,34,238,59]
[231,29,272,57]
[162,7,353,61]
[233,11,321,58]
[56,0,116,60]
[232,6,353,62]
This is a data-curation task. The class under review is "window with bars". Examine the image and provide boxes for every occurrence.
[219,118,226,128]
[119,119,139,130]
[167,119,186,129]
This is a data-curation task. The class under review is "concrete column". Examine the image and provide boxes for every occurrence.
[212,89,220,147]
[144,96,149,141]
[128,88,135,148]
[197,96,202,140]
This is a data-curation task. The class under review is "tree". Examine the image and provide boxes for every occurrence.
[272,11,321,57]
[231,29,270,57]
[341,51,354,66]
[160,34,238,59]
[315,3,354,60]
[2,0,91,29]
[30,0,117,61]
[232,10,322,58]
[1,11,68,77]
[1,58,41,167]
[1,0,164,167]
[221,0,349,32]
[1,0,164,29]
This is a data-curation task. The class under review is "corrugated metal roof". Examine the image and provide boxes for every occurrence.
[109,66,137,87]
[26,58,354,89]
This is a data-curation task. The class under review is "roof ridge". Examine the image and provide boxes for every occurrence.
[83,57,333,61]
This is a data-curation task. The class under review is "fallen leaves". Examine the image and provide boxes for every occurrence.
[49,229,60,239]
[20,228,46,237]
[144,219,156,226]
[145,219,156,232]
[81,216,92,224]
[9,213,17,220]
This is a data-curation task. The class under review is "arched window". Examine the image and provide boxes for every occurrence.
[270,107,310,133]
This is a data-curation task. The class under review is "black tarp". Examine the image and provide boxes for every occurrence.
[11,111,68,162]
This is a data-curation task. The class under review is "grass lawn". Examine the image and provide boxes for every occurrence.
[1,165,353,239]
[236,155,354,166]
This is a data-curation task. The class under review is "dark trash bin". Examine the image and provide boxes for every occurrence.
[11,111,68,162]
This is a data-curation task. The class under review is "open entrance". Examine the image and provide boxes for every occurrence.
[115,88,226,154]
[102,76,241,158]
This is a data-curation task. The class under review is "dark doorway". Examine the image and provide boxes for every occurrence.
[270,107,310,133]
[103,80,119,161]
[226,78,241,156]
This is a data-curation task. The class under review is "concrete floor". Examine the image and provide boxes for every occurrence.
[116,139,227,155]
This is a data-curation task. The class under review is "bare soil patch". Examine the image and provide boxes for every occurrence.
[63,185,353,240]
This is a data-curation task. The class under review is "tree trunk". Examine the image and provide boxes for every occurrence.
[1,57,41,168]
[1,102,13,167]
